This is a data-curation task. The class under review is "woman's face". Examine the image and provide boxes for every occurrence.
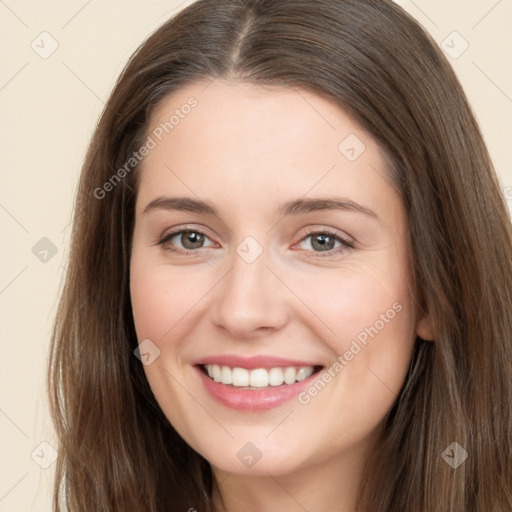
[130,79,431,477]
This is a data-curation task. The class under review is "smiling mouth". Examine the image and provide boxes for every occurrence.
[200,364,323,389]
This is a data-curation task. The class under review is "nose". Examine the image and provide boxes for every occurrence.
[209,247,291,339]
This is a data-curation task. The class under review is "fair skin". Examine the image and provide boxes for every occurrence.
[130,79,432,512]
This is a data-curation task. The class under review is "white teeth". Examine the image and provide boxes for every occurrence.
[249,368,268,387]
[296,367,314,381]
[232,367,249,387]
[204,364,316,388]
[221,365,232,384]
[283,367,296,385]
[212,365,222,382]
[268,367,284,386]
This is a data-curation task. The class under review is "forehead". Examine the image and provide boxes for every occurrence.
[137,79,400,223]
[147,79,368,160]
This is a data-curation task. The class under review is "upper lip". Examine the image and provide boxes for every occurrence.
[193,355,323,370]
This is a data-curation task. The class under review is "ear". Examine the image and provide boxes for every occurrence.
[415,314,434,341]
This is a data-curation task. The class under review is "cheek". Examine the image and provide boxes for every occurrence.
[130,275,171,349]
[130,273,174,337]
[129,254,209,442]
[290,262,415,407]
[287,257,413,350]
[129,251,210,344]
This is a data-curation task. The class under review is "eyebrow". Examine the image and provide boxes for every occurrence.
[279,198,378,219]
[142,196,378,219]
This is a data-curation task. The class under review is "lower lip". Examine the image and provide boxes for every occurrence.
[196,366,318,411]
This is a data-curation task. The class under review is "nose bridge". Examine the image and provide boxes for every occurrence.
[210,238,290,336]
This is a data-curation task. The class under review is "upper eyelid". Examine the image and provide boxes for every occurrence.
[158,226,351,240]
[295,226,353,243]
[159,223,352,239]
[159,224,214,240]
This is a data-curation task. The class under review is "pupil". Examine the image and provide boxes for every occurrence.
[183,231,204,249]
[313,234,334,251]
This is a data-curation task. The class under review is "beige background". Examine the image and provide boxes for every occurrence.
[0,0,510,510]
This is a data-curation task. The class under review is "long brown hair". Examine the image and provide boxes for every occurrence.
[47,0,512,510]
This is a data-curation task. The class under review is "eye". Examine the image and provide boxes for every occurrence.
[157,228,216,252]
[297,230,354,255]
[155,227,354,257]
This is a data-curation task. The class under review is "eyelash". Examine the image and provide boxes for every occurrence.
[155,227,355,258]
